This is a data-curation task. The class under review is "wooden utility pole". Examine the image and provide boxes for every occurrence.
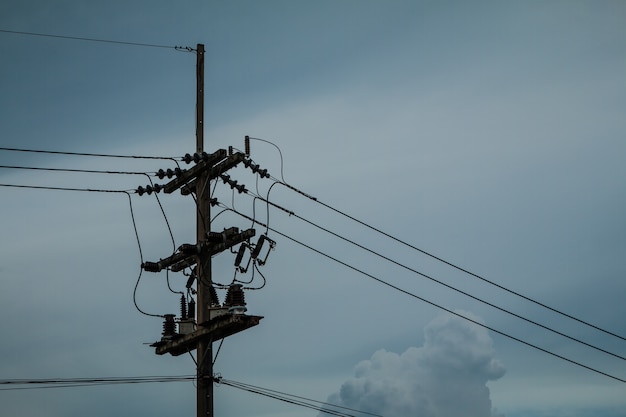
[194,43,214,417]
[142,42,262,417]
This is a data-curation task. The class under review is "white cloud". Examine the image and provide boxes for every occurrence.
[321,311,505,417]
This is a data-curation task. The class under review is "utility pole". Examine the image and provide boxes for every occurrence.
[194,43,213,417]
[141,43,263,417]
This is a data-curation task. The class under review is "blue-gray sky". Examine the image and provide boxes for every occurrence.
[1,1,625,417]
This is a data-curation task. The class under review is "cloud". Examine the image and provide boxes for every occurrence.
[321,311,505,417]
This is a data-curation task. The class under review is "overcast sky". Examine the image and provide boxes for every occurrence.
[1,1,625,417]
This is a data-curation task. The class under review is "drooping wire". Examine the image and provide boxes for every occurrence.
[246,137,286,183]
[247,263,267,291]
[222,205,626,384]
[126,191,163,319]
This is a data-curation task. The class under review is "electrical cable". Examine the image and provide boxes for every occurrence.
[0,165,154,176]
[246,137,286,183]
[222,205,626,384]
[0,146,178,160]
[245,137,625,342]
[240,190,626,362]
[223,172,625,360]
[218,378,385,417]
[216,377,367,417]
[0,28,188,50]
[0,183,135,193]
[125,191,163,319]
[266,178,626,343]
[0,375,195,391]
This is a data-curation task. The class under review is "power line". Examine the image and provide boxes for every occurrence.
[0,29,189,50]
[242,190,626,362]
[0,164,154,176]
[0,146,177,161]
[224,205,626,384]
[272,179,626,343]
[216,377,383,417]
[0,375,195,391]
[0,183,134,193]
[247,136,625,343]
[222,175,625,361]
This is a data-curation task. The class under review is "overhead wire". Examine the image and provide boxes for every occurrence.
[221,204,626,384]
[224,168,623,361]
[246,137,626,343]
[0,375,195,391]
[239,189,626,362]
[0,28,188,50]
[0,164,154,176]
[1,159,183,304]
[0,183,135,193]
[0,146,179,160]
[216,377,379,417]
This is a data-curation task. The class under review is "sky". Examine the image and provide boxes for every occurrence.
[1,1,625,416]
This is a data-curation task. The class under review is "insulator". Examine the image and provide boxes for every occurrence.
[142,261,161,273]
[235,184,246,193]
[243,159,252,168]
[178,243,197,254]
[207,232,224,242]
[209,285,220,307]
[162,314,177,339]
[234,244,246,267]
[201,152,209,162]
[224,283,246,308]
[157,169,166,179]
[180,295,187,320]
[258,168,269,178]
[210,198,218,206]
[244,136,251,157]
[173,167,182,177]
[186,273,196,289]
[228,146,233,156]
[251,235,267,259]
[145,185,154,195]
[220,174,230,184]
[193,153,201,163]
[187,299,196,319]
[136,186,146,196]
[153,184,162,193]
[183,153,193,164]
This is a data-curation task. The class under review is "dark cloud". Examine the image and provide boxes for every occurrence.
[321,312,505,417]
